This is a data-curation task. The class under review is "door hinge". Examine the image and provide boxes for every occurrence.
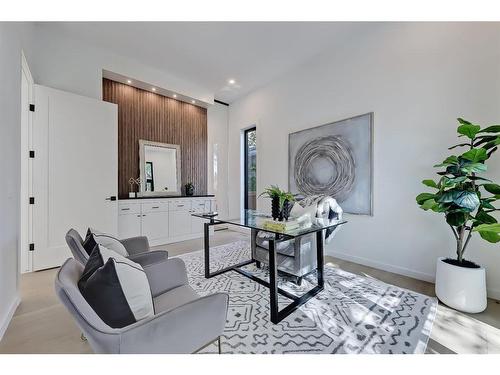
[29,104,35,112]
[29,243,35,251]
[29,197,35,204]
[29,150,35,158]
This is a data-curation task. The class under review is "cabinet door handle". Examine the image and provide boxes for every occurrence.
[177,204,184,207]
[136,215,141,217]
[121,208,130,211]
[152,206,159,209]
[142,214,146,217]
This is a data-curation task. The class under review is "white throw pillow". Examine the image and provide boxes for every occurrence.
[78,244,154,328]
[83,228,128,257]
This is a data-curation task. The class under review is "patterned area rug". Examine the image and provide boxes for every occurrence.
[178,241,437,354]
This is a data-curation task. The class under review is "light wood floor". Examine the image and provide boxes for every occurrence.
[1,229,499,354]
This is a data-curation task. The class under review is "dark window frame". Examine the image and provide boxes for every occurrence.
[243,127,256,210]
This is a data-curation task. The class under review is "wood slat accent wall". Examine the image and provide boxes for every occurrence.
[102,78,207,198]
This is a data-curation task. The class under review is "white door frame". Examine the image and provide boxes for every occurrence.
[20,50,34,273]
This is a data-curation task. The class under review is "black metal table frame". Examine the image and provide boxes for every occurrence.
[203,218,324,324]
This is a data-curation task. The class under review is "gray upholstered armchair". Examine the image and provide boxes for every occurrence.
[65,228,168,267]
[251,229,317,285]
[55,256,229,354]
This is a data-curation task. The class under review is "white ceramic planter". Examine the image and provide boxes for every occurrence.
[435,257,487,313]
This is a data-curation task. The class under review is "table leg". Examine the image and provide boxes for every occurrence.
[316,230,324,288]
[204,221,211,278]
[268,238,279,324]
[204,219,254,279]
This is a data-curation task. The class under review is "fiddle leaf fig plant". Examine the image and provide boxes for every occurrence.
[416,118,500,264]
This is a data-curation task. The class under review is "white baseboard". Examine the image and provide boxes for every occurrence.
[329,250,436,283]
[486,287,500,301]
[0,295,20,341]
[329,250,500,301]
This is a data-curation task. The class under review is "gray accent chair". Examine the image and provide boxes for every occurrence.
[55,256,229,354]
[251,229,317,285]
[65,228,168,267]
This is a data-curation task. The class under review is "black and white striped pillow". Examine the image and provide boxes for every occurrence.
[78,244,154,328]
[82,228,128,257]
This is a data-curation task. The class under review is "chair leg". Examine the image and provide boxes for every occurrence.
[255,261,261,269]
[218,336,222,354]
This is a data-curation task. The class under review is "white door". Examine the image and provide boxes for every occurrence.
[32,85,118,270]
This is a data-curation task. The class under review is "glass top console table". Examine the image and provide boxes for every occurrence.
[192,209,347,324]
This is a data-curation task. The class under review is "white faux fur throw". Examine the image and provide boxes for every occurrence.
[290,194,343,242]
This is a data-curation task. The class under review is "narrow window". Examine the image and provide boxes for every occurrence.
[244,127,257,210]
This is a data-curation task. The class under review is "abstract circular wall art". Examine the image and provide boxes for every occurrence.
[294,135,355,201]
[288,113,373,215]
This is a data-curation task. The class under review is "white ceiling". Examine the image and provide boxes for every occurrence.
[36,22,373,103]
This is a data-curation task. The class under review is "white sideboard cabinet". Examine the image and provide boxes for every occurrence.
[118,196,215,246]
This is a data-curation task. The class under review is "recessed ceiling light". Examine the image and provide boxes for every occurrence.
[173,94,177,98]
[127,79,132,84]
[152,87,156,92]
[191,100,196,104]
[228,79,236,85]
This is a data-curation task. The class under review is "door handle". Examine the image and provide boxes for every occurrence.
[106,196,117,201]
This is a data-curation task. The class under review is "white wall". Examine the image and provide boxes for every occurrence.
[31,25,226,207]
[207,103,230,217]
[228,23,500,298]
[30,25,214,105]
[0,22,34,339]
[31,24,228,214]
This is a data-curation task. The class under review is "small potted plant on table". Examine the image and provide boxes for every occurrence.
[259,185,295,221]
[416,118,500,313]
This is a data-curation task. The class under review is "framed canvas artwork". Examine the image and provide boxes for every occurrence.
[288,113,373,215]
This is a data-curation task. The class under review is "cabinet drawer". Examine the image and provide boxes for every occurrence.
[169,199,191,211]
[192,199,210,213]
[118,202,141,215]
[142,201,168,213]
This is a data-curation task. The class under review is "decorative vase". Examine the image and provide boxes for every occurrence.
[185,184,194,196]
[271,196,280,220]
[282,200,294,221]
[435,257,487,313]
